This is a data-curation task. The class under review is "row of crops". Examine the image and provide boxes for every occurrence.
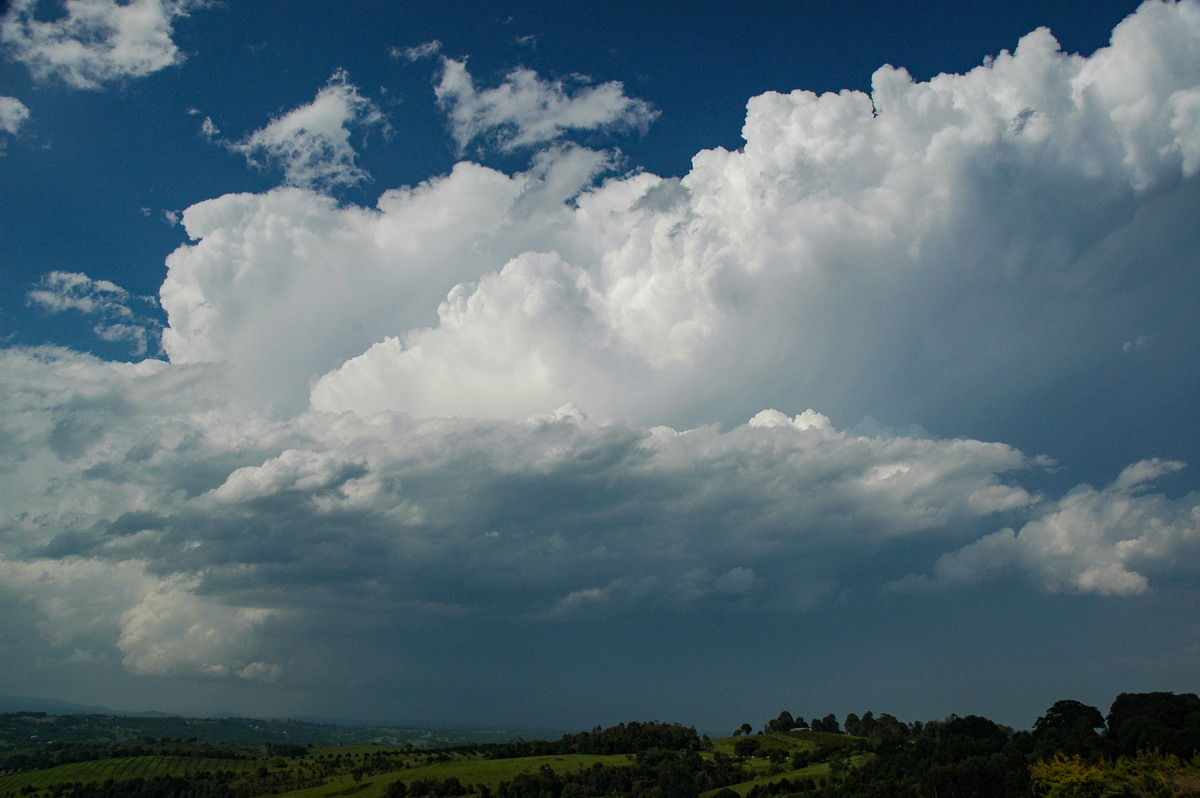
[0,755,265,794]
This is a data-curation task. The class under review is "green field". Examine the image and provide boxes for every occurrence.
[275,752,639,798]
[0,725,874,798]
[0,753,265,793]
[0,747,645,798]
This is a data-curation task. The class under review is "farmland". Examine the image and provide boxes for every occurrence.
[4,692,1200,797]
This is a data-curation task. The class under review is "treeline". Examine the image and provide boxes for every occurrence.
[757,691,1200,798]
[478,721,702,759]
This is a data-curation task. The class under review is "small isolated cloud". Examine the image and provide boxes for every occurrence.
[227,69,385,191]
[28,271,162,356]
[0,95,30,135]
[0,0,208,90]
[434,57,658,153]
[1122,335,1148,352]
[0,95,29,152]
[391,39,440,61]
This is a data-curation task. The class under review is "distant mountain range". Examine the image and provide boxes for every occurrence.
[0,696,171,717]
[0,696,557,749]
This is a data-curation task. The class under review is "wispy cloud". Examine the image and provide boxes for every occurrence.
[391,39,441,61]
[434,57,658,153]
[28,271,162,356]
[0,0,208,89]
[226,69,385,191]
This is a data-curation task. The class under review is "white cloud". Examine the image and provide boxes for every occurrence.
[0,0,207,90]
[28,270,133,315]
[391,39,440,61]
[227,70,385,191]
[116,577,280,679]
[434,57,658,152]
[898,459,1199,595]
[0,555,277,680]
[0,96,30,147]
[155,1,1200,436]
[28,271,162,356]
[209,448,366,504]
[160,148,615,414]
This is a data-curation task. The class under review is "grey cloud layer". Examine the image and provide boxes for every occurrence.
[5,1,1200,692]
[1,343,1197,685]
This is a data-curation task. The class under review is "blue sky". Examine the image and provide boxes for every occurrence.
[3,0,1200,734]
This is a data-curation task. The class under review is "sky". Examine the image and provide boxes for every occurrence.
[2,0,1200,735]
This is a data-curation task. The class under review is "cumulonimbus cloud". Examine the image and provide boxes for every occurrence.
[6,1,1200,689]
[159,2,1200,436]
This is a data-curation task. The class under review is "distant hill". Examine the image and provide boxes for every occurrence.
[0,696,169,717]
[0,704,552,751]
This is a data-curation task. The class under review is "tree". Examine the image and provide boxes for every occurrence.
[811,714,841,733]
[734,737,761,758]
[1033,700,1106,758]
[765,711,795,733]
[1036,700,1106,735]
[1106,692,1200,757]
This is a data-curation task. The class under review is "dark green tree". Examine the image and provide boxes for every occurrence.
[1032,700,1106,759]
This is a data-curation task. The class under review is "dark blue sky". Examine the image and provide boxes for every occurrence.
[2,0,1198,733]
